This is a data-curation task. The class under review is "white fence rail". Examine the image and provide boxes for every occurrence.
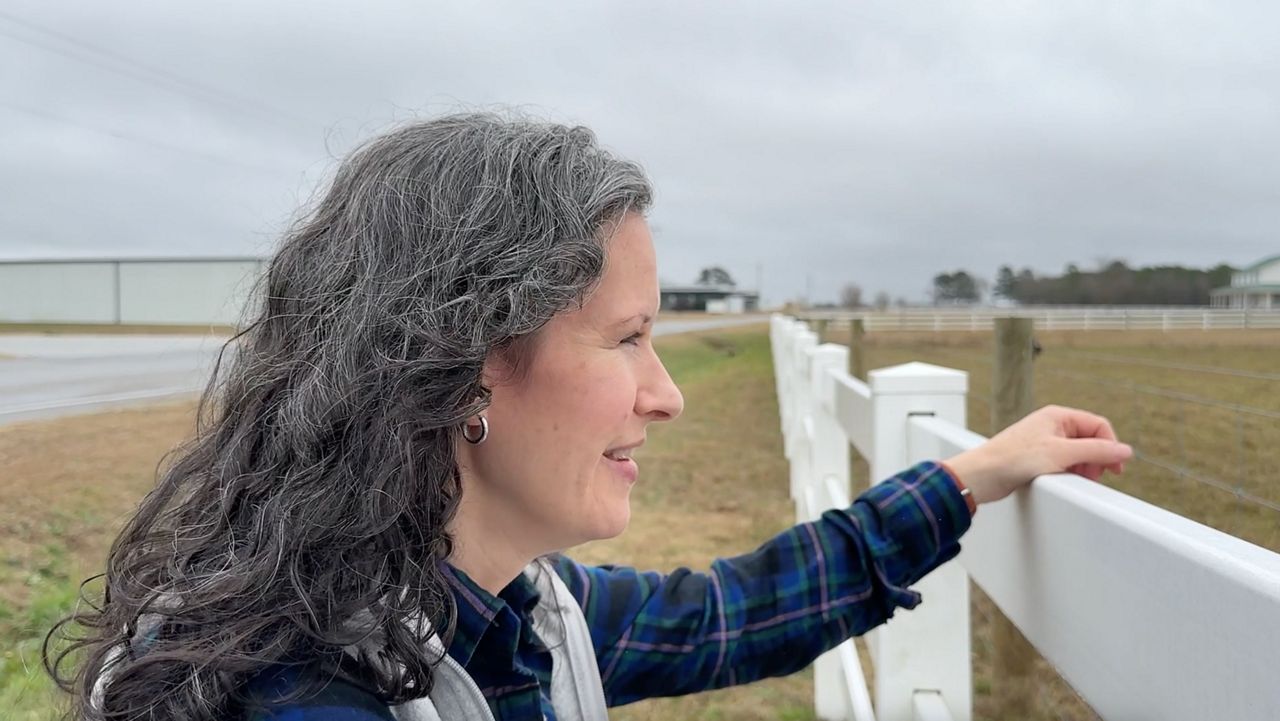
[799,307,1280,331]
[771,314,1280,721]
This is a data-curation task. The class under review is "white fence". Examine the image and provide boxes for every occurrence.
[770,314,1280,721]
[800,307,1280,331]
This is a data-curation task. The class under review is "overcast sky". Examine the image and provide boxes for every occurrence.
[1,1,1277,304]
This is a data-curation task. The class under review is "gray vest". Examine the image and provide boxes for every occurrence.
[390,563,609,721]
[97,564,609,720]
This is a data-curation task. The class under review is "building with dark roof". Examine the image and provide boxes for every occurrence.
[1210,254,1280,309]
[660,284,760,313]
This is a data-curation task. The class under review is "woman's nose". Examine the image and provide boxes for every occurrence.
[638,356,683,422]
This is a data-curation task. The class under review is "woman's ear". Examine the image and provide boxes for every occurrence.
[483,335,534,390]
[480,352,510,393]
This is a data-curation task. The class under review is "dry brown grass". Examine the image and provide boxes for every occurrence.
[4,324,1274,721]
[0,400,201,717]
[843,328,1280,550]
[569,327,816,720]
[0,324,814,720]
[0,402,199,608]
[824,326,1280,721]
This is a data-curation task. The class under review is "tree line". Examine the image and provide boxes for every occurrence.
[919,261,1236,306]
[990,261,1235,305]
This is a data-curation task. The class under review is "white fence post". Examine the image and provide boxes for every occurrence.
[806,344,852,518]
[773,316,797,443]
[788,326,819,503]
[805,344,853,720]
[867,362,972,721]
[772,317,792,453]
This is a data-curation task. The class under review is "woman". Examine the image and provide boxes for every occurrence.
[47,113,1132,721]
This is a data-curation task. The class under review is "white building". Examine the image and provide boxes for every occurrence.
[1210,254,1280,309]
[0,257,265,326]
[659,283,760,313]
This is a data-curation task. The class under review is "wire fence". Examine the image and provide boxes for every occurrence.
[817,320,1280,550]
[1050,350,1280,382]
[833,329,1276,720]
[1036,367,1280,420]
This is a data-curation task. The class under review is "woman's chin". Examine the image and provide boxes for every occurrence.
[582,500,632,544]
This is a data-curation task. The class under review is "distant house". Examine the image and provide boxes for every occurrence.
[1210,255,1280,309]
[660,283,760,313]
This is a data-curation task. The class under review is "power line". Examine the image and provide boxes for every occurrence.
[0,10,312,131]
[0,99,292,175]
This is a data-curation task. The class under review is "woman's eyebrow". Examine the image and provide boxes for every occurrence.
[614,313,653,326]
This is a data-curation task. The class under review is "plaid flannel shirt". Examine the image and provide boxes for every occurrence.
[247,460,971,720]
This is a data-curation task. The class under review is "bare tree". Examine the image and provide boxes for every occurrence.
[873,291,890,311]
[695,266,736,287]
[839,283,864,309]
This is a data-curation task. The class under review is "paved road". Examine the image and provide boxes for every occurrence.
[0,335,234,425]
[0,315,768,425]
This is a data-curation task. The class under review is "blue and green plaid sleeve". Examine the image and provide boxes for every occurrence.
[550,459,972,706]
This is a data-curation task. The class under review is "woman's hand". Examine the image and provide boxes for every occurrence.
[944,405,1134,506]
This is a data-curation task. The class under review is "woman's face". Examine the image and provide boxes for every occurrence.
[457,212,684,554]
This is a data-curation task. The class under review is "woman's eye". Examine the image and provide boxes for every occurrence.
[621,332,643,346]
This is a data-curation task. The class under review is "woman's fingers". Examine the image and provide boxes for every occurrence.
[950,405,1134,507]
[1046,407,1131,480]
[1060,437,1133,478]
[1056,406,1119,442]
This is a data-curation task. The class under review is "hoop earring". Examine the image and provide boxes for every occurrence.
[462,415,489,445]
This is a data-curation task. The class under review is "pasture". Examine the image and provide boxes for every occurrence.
[1,323,1275,720]
[819,324,1280,721]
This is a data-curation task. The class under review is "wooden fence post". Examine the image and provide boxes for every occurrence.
[813,317,829,343]
[848,317,867,381]
[992,318,1039,718]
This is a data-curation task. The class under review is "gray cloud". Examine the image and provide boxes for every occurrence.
[1,0,1277,304]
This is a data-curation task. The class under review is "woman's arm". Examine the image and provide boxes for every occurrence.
[552,404,1133,707]
[550,460,971,706]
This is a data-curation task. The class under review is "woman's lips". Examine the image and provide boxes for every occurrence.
[603,454,638,483]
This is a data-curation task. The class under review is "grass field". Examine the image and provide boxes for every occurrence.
[0,323,818,720]
[829,327,1280,553]
[821,324,1280,721]
[2,323,1275,720]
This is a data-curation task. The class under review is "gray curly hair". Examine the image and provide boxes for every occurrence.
[46,112,653,720]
